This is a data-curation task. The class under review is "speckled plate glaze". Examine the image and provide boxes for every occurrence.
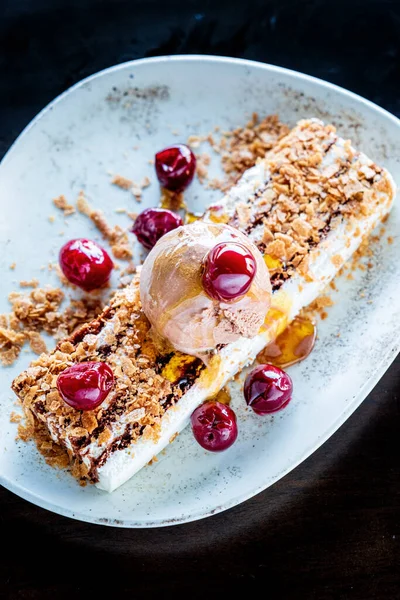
[0,56,399,528]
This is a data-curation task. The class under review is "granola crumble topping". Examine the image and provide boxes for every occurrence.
[208,119,392,291]
[0,286,105,366]
[76,191,133,260]
[12,276,204,483]
[191,114,290,191]
[221,113,290,182]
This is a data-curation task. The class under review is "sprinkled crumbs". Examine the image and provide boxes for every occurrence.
[53,194,76,216]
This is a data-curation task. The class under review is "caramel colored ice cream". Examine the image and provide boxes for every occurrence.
[140,222,271,358]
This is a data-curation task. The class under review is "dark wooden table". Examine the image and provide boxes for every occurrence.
[1,1,399,598]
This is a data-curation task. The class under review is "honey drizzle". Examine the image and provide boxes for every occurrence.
[264,254,283,272]
[161,353,200,383]
[257,316,316,368]
[159,188,186,211]
[208,386,231,405]
[207,212,230,224]
[185,211,203,224]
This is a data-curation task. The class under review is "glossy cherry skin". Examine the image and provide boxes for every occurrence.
[202,242,257,302]
[155,144,196,192]
[191,401,238,452]
[59,239,113,291]
[57,362,114,411]
[244,364,293,415]
[131,208,183,249]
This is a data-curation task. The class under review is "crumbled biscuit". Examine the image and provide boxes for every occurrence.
[53,194,75,216]
[10,412,22,423]
[77,191,133,260]
[111,174,133,190]
[220,114,290,184]
[196,153,211,184]
[0,286,105,366]
[141,176,151,189]
[27,331,47,355]
[112,174,150,202]
[131,183,143,202]
[19,279,39,289]
[300,295,334,321]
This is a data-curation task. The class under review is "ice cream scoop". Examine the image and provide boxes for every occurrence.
[139,221,272,358]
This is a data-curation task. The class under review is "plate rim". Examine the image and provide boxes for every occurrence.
[1,54,399,528]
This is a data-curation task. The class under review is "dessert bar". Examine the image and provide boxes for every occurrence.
[12,119,396,491]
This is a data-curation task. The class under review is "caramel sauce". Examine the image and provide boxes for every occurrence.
[264,254,283,272]
[208,386,231,405]
[257,316,316,368]
[207,212,230,224]
[260,291,292,342]
[263,306,288,337]
[161,352,200,383]
[185,211,203,224]
[160,188,186,211]
[197,354,223,395]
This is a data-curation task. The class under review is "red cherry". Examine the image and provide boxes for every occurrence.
[59,239,113,292]
[155,144,196,192]
[191,401,238,452]
[202,242,257,302]
[57,361,114,411]
[244,364,293,415]
[131,208,183,249]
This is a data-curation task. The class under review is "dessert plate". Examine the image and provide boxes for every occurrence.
[0,56,399,527]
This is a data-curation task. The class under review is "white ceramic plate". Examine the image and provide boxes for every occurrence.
[0,56,399,528]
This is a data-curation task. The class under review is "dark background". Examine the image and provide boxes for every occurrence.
[1,1,399,598]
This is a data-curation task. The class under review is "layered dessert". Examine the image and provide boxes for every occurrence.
[12,119,396,492]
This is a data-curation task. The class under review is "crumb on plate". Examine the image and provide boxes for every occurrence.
[53,194,76,216]
[76,191,133,260]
